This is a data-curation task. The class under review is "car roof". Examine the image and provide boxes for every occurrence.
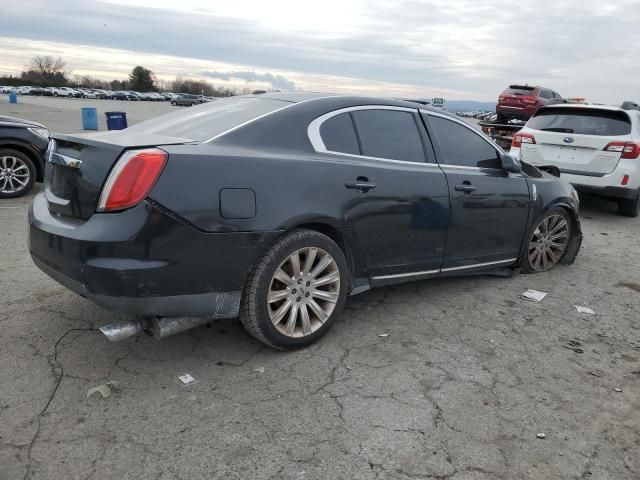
[243,91,458,117]
[542,103,627,112]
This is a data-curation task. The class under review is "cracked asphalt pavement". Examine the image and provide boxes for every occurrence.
[1,98,639,479]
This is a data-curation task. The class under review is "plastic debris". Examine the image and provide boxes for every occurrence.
[536,433,546,439]
[177,373,198,387]
[378,333,390,337]
[613,387,623,393]
[87,381,118,399]
[520,289,547,302]
[575,305,595,315]
[252,366,265,374]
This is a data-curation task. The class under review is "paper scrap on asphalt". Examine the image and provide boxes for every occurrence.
[378,333,390,337]
[252,367,265,374]
[177,373,198,387]
[520,289,548,302]
[575,305,595,315]
[87,381,118,399]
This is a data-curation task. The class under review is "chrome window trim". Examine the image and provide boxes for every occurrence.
[372,258,518,281]
[320,150,441,168]
[204,95,342,143]
[307,105,428,164]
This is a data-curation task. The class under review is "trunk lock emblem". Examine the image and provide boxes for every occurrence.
[563,137,575,144]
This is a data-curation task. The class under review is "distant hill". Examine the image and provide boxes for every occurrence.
[443,100,496,113]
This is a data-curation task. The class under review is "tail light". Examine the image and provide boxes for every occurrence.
[603,141,640,159]
[98,148,167,212]
[521,96,537,104]
[512,133,536,148]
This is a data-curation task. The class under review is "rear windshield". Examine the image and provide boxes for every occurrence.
[528,108,631,136]
[505,85,536,95]
[123,97,288,142]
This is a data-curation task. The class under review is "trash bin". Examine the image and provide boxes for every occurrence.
[105,111,128,130]
[9,92,17,104]
[81,107,99,130]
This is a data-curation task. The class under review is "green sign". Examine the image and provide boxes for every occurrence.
[432,97,445,106]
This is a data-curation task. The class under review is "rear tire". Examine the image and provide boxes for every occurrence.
[239,230,349,350]
[618,195,640,217]
[0,149,36,198]
[496,113,507,124]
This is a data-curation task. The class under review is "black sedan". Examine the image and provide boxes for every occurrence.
[1,116,49,197]
[29,93,582,349]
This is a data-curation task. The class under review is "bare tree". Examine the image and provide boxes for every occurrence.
[28,55,68,82]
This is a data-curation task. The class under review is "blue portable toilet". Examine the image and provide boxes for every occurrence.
[81,107,99,130]
[105,111,128,130]
[9,92,17,104]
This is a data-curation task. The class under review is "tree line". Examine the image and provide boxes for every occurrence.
[0,55,248,96]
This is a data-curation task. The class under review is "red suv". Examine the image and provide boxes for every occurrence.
[496,85,563,123]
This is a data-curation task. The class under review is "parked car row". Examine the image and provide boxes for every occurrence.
[0,85,209,103]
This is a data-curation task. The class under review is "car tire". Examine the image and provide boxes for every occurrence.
[618,195,640,218]
[239,229,349,350]
[496,113,507,124]
[0,149,36,198]
[521,207,572,273]
[171,101,176,106]
[53,93,58,97]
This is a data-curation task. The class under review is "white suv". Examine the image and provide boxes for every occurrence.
[510,103,640,217]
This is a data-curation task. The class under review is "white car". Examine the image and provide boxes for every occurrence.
[510,103,640,217]
[50,87,80,97]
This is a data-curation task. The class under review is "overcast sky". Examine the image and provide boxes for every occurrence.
[1,0,638,102]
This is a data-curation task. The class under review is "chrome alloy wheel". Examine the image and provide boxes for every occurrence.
[267,247,340,338]
[0,156,30,194]
[527,214,570,272]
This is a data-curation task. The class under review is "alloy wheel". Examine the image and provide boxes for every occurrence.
[267,247,340,338]
[0,156,30,194]
[527,214,570,272]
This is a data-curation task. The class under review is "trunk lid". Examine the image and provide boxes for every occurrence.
[520,107,633,176]
[45,131,193,220]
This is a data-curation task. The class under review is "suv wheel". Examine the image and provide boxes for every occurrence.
[522,207,572,273]
[240,230,349,350]
[0,149,36,198]
[618,195,640,218]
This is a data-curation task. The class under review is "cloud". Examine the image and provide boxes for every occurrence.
[0,0,639,102]
[200,71,295,91]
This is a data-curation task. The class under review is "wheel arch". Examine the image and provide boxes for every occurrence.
[0,141,44,182]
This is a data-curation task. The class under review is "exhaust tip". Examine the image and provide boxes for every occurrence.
[99,319,143,342]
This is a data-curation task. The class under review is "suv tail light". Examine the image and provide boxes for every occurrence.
[512,133,536,148]
[604,142,640,159]
[98,148,167,212]
[521,96,537,104]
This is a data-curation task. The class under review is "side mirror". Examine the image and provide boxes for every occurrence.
[501,154,522,173]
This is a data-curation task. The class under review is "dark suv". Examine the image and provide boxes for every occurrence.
[171,94,205,107]
[497,85,563,123]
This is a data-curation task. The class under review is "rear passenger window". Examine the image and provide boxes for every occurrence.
[351,110,425,163]
[428,116,501,169]
[320,113,360,155]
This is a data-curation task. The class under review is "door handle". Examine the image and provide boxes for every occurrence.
[454,183,477,193]
[345,177,376,192]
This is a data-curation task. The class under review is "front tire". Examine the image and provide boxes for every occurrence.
[618,195,640,217]
[0,149,36,198]
[239,230,349,349]
[522,207,572,273]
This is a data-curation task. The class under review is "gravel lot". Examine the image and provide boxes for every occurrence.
[1,96,639,480]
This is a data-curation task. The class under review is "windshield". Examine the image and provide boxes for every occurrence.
[528,108,631,136]
[122,97,289,142]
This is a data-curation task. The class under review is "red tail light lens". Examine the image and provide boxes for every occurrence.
[98,148,167,212]
[521,96,537,104]
[512,133,536,148]
[604,141,640,159]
